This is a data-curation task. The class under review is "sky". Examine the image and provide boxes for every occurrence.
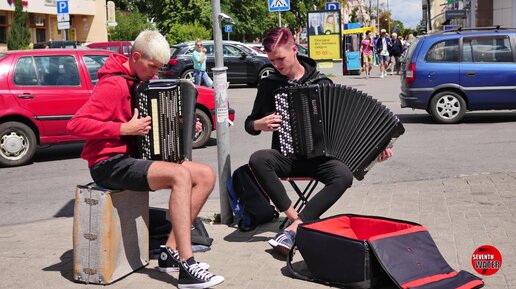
[388,0,423,29]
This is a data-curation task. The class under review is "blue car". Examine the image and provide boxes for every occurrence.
[399,27,516,123]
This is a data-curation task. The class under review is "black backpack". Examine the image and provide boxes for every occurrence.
[148,207,213,258]
[227,164,279,231]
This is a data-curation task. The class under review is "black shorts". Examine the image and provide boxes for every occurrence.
[90,154,153,191]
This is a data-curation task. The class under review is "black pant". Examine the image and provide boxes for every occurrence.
[248,149,353,222]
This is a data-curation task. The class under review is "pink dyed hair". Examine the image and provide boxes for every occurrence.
[262,27,295,52]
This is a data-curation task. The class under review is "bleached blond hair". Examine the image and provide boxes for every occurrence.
[132,30,170,64]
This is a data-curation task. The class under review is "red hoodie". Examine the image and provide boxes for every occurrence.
[67,54,136,167]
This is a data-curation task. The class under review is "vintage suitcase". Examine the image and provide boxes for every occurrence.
[288,214,484,289]
[73,183,149,284]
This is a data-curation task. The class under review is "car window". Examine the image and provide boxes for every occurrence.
[234,43,256,55]
[463,36,513,63]
[184,46,195,56]
[223,45,242,57]
[123,45,131,55]
[104,46,120,53]
[425,39,459,62]
[204,44,214,56]
[83,54,109,85]
[54,56,81,86]
[14,56,38,86]
[0,53,7,61]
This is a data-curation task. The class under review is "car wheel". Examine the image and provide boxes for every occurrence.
[258,67,275,80]
[0,122,37,167]
[193,109,212,148]
[181,69,195,82]
[429,91,466,124]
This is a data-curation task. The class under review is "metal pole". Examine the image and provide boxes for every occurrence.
[470,0,476,28]
[376,0,379,31]
[211,0,233,225]
[279,12,282,27]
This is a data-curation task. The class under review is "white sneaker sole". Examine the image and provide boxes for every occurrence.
[159,263,209,273]
[268,239,291,256]
[178,275,225,288]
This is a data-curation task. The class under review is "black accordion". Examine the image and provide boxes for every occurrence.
[132,79,197,162]
[274,84,405,180]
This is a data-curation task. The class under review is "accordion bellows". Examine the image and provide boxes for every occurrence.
[132,79,197,162]
[274,84,405,180]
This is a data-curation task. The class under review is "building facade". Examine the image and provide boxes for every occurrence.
[423,0,516,33]
[0,0,108,51]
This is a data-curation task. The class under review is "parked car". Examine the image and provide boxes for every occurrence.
[0,49,234,167]
[245,42,308,57]
[400,27,516,123]
[86,41,133,56]
[33,40,78,49]
[159,40,275,86]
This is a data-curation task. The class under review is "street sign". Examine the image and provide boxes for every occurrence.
[224,25,232,33]
[445,9,467,20]
[325,2,340,10]
[57,21,70,30]
[57,13,69,22]
[268,0,290,12]
[56,0,69,14]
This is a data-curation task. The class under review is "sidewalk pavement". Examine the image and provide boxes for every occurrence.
[1,172,515,289]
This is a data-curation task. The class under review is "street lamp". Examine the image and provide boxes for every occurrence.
[385,18,390,34]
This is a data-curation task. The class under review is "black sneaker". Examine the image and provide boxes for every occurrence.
[158,245,209,273]
[178,257,224,288]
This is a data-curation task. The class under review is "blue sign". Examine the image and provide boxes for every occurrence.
[224,25,232,33]
[325,2,340,10]
[56,0,69,14]
[268,0,290,12]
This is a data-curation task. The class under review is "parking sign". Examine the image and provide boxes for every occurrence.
[56,0,69,14]
[224,25,232,33]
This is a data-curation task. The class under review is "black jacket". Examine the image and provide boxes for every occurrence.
[244,55,332,151]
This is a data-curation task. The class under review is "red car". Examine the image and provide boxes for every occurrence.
[0,49,234,167]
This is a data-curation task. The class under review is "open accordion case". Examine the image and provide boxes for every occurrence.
[274,84,484,289]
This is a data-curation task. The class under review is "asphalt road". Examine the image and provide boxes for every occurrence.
[1,72,516,226]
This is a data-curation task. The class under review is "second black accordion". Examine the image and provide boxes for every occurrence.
[274,84,405,180]
[132,79,197,162]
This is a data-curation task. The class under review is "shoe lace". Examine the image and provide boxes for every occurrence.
[187,263,214,280]
[167,247,180,262]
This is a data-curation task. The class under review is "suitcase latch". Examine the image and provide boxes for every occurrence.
[83,268,97,275]
[85,198,98,205]
[83,233,97,240]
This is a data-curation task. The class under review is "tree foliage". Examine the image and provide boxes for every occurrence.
[7,0,31,50]
[109,10,153,41]
[164,22,212,45]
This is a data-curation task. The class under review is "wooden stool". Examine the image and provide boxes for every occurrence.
[279,177,319,229]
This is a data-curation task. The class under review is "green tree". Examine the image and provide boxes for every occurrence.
[164,22,212,44]
[109,10,153,41]
[7,0,31,50]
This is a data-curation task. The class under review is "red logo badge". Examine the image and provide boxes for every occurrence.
[471,245,502,276]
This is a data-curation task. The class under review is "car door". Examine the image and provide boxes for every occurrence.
[8,54,90,143]
[222,44,248,83]
[419,38,461,90]
[460,35,516,109]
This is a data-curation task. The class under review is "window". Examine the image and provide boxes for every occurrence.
[14,57,38,86]
[463,36,513,63]
[0,15,7,44]
[425,39,459,62]
[28,55,80,86]
[203,44,214,56]
[83,55,108,85]
[223,45,242,57]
